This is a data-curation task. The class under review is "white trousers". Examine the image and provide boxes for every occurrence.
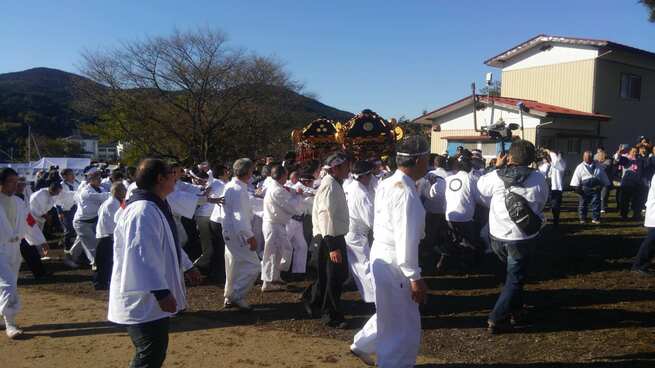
[0,242,22,318]
[261,222,290,282]
[345,234,375,303]
[71,220,98,264]
[353,257,421,368]
[285,219,308,273]
[223,229,260,303]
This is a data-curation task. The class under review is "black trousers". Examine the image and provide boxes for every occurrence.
[302,235,349,323]
[19,240,46,278]
[620,185,641,219]
[125,318,170,368]
[419,213,447,273]
[207,221,226,283]
[94,236,113,289]
[181,216,201,261]
[550,190,563,226]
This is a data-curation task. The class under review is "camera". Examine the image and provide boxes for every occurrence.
[482,121,519,141]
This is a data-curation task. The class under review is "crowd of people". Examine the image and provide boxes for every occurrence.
[2,134,655,367]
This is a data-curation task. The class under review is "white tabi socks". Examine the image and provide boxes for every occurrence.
[3,314,23,339]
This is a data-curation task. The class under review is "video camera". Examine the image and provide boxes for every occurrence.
[482,120,519,141]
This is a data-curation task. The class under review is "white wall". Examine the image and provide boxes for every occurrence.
[435,105,541,131]
[502,44,598,72]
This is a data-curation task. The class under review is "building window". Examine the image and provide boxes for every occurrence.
[566,138,580,154]
[620,73,641,100]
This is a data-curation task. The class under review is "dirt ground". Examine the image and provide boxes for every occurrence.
[2,194,655,367]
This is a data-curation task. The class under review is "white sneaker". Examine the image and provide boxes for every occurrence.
[6,326,23,339]
[261,282,282,292]
[350,345,375,366]
[232,299,252,311]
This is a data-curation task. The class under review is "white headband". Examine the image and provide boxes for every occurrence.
[352,169,373,179]
[323,156,347,169]
[396,151,430,157]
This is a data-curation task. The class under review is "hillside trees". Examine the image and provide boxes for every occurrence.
[78,28,302,163]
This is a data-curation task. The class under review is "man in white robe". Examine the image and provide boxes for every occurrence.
[261,165,304,291]
[344,161,375,303]
[284,174,312,278]
[351,136,430,368]
[0,168,29,339]
[109,158,200,368]
[94,182,126,290]
[222,158,259,311]
[71,171,110,267]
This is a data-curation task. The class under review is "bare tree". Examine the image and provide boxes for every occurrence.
[78,28,301,163]
[642,0,655,22]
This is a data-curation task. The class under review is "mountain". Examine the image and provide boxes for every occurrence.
[0,67,97,138]
[0,67,353,159]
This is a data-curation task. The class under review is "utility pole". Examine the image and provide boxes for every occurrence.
[471,83,479,132]
[27,124,31,162]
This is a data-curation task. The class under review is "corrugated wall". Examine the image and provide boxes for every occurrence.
[501,59,596,113]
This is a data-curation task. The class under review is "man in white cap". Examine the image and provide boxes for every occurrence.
[71,169,110,268]
[344,160,375,303]
[350,136,429,367]
[0,168,29,339]
[302,152,351,328]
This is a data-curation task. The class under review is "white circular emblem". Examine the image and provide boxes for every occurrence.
[363,122,374,132]
[449,178,463,192]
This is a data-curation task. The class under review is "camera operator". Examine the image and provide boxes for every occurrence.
[477,140,549,334]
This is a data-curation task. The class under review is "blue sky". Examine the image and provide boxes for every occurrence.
[1,1,653,120]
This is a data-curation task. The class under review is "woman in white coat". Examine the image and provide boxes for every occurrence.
[108,159,201,368]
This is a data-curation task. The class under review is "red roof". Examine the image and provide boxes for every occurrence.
[412,95,610,123]
[441,135,520,141]
[479,96,611,120]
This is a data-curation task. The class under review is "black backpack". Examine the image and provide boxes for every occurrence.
[503,175,542,236]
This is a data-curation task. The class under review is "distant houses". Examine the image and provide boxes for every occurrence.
[414,34,655,163]
[64,132,120,161]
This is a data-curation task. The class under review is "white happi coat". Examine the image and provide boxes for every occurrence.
[29,188,57,227]
[344,179,375,303]
[261,180,304,282]
[570,162,610,189]
[0,193,28,318]
[96,196,121,239]
[312,174,349,238]
[549,152,566,191]
[108,200,193,325]
[352,170,425,368]
[166,181,202,247]
[222,177,260,303]
[445,170,479,223]
[57,179,80,212]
